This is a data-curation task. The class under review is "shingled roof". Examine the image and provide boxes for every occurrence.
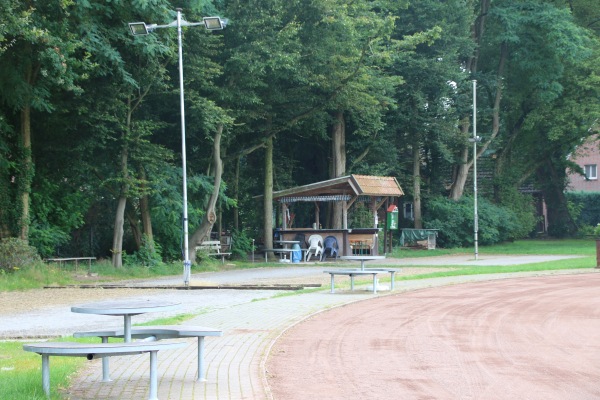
[272,174,403,202]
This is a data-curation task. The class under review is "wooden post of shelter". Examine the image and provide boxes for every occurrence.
[281,203,288,230]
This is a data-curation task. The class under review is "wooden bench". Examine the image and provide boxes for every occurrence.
[45,257,96,273]
[349,234,375,255]
[23,341,186,400]
[74,325,222,382]
[195,240,231,263]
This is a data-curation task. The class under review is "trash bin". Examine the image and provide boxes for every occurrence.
[386,205,399,230]
[291,243,302,263]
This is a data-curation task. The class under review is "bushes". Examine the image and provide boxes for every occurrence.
[423,195,536,248]
[0,238,42,274]
[566,191,600,227]
[28,223,70,259]
[230,229,254,259]
[122,235,163,268]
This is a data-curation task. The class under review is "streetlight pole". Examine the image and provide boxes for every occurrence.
[175,9,192,286]
[472,80,479,260]
[129,11,226,286]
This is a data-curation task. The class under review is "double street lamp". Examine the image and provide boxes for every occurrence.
[129,10,227,286]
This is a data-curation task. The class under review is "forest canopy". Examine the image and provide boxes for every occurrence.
[0,0,598,264]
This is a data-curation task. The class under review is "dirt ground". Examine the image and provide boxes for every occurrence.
[266,273,600,400]
[0,266,442,316]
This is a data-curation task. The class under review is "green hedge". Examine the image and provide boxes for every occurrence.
[566,191,600,227]
[422,195,536,248]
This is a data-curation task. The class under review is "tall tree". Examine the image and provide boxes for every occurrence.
[0,0,85,241]
[72,1,173,267]
[448,0,595,203]
[388,0,473,225]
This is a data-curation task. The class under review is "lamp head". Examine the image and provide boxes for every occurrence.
[203,17,227,30]
[129,22,149,36]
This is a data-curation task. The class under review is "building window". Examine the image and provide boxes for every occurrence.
[585,164,597,180]
[403,202,414,220]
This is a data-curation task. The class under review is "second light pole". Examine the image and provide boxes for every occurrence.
[468,80,481,260]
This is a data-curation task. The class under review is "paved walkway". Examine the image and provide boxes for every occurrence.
[63,264,591,399]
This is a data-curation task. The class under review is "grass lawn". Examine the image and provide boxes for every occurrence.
[391,238,597,258]
[389,239,597,280]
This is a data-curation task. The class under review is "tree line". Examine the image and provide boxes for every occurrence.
[0,0,598,266]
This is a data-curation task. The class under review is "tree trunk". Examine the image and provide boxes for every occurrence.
[448,122,471,200]
[537,160,577,237]
[19,105,32,242]
[111,195,127,268]
[412,142,423,229]
[111,99,133,268]
[449,39,507,200]
[139,167,153,246]
[233,157,240,230]
[263,135,275,260]
[189,125,224,263]
[331,111,346,229]
[448,0,491,200]
[111,148,129,268]
[126,209,142,250]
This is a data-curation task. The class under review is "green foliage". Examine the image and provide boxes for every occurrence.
[495,185,538,239]
[566,191,600,227]
[150,171,209,261]
[349,202,373,228]
[423,196,535,248]
[0,0,597,262]
[0,238,41,274]
[122,234,163,268]
[230,229,254,259]
[28,223,70,259]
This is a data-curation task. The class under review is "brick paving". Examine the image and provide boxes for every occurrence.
[67,290,369,399]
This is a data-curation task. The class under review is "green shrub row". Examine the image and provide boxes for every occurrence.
[566,191,600,228]
[422,195,537,248]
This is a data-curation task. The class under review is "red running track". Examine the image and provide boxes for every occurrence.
[267,273,600,400]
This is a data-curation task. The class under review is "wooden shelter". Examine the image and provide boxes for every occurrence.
[272,174,404,256]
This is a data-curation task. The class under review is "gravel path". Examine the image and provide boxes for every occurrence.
[0,265,447,338]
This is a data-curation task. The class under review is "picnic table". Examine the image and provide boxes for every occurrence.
[274,240,300,261]
[340,255,386,270]
[323,269,381,294]
[325,256,393,294]
[263,240,302,262]
[71,299,181,343]
[26,299,193,399]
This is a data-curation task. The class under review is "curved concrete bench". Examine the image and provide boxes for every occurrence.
[23,341,186,400]
[74,325,222,382]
